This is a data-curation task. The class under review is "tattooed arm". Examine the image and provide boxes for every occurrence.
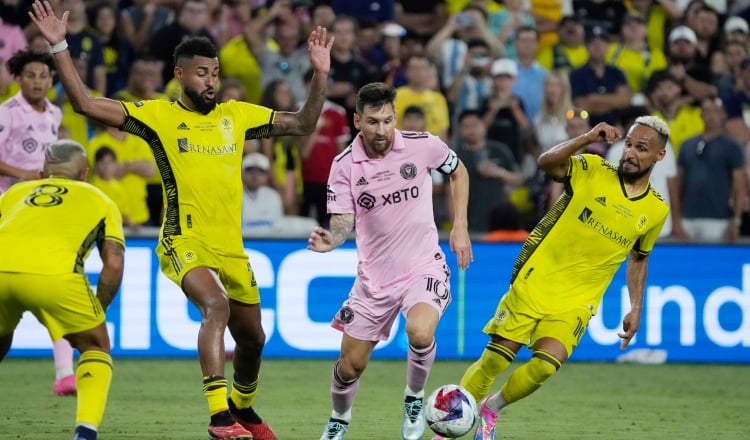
[307,213,355,253]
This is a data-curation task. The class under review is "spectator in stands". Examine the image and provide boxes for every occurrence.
[534,70,572,153]
[425,5,502,92]
[445,38,493,128]
[395,0,449,40]
[606,12,667,95]
[692,5,722,68]
[627,0,682,53]
[570,25,631,126]
[511,26,547,123]
[528,0,572,50]
[536,15,588,73]
[148,0,215,87]
[725,58,750,147]
[572,0,628,37]
[715,41,748,98]
[218,10,265,105]
[299,70,350,229]
[260,79,303,216]
[488,0,535,59]
[89,146,131,227]
[0,17,27,84]
[62,0,106,96]
[456,109,523,232]
[328,15,372,126]
[607,105,678,238]
[371,22,409,87]
[724,16,750,47]
[120,0,175,52]
[330,0,396,23]
[394,55,451,142]
[245,2,311,104]
[646,71,704,155]
[241,152,318,234]
[87,124,155,229]
[241,152,284,232]
[482,58,529,164]
[663,25,718,103]
[89,1,135,97]
[217,77,247,103]
[672,97,746,243]
[112,56,168,102]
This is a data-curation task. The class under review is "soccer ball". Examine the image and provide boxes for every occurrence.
[424,384,477,437]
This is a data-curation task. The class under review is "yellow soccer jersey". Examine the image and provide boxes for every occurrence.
[120,99,275,256]
[0,178,124,274]
[510,154,668,314]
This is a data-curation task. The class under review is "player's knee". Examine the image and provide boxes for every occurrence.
[203,297,231,323]
[405,322,435,347]
[338,356,367,380]
[528,351,562,384]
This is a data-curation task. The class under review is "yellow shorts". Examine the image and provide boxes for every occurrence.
[156,235,260,304]
[483,288,593,356]
[0,272,103,341]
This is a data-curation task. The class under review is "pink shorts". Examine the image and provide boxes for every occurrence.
[331,262,452,341]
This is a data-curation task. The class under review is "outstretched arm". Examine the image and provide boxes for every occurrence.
[618,250,648,350]
[29,1,125,128]
[272,26,334,137]
[307,213,354,253]
[537,122,621,180]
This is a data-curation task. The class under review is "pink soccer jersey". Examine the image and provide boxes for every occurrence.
[0,92,62,193]
[327,130,459,290]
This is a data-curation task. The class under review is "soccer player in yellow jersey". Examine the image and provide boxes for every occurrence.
[30,1,334,439]
[434,117,671,440]
[0,140,125,440]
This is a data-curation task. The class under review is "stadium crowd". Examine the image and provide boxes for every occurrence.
[2,0,750,243]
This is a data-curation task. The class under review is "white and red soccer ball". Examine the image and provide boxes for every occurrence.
[424,384,477,437]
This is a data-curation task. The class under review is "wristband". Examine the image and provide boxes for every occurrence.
[50,40,68,54]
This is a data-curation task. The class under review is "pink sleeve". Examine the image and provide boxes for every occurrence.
[424,135,457,174]
[0,106,12,152]
[326,155,355,215]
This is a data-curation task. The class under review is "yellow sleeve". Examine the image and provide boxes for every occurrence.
[231,100,276,140]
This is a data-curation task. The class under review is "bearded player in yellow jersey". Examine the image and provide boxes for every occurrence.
[0,140,125,440]
[30,1,334,439]
[435,117,670,440]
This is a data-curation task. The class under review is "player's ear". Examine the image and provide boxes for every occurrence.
[353,112,361,130]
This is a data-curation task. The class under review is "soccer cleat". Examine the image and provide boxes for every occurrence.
[473,396,498,440]
[319,418,349,440]
[71,425,97,440]
[54,374,77,396]
[207,421,253,439]
[402,397,425,440]
[227,399,278,440]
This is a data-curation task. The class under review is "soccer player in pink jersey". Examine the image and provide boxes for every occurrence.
[0,49,77,397]
[309,82,473,440]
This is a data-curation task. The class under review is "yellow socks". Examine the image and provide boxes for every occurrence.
[203,375,229,416]
[500,349,561,404]
[460,341,515,402]
[230,376,258,410]
[75,350,113,428]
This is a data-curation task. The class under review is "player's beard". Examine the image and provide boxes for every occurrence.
[365,132,394,155]
[184,85,216,114]
[618,159,652,184]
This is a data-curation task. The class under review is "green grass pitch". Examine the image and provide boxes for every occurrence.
[0,358,746,439]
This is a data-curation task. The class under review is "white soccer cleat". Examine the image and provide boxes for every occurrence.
[320,418,349,440]
[402,397,426,440]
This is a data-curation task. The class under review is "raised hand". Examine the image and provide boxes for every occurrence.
[588,122,621,144]
[28,0,69,46]
[307,26,334,76]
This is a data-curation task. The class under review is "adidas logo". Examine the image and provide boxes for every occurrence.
[595,196,606,206]
[177,122,189,130]
[81,372,93,378]
[356,176,368,186]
